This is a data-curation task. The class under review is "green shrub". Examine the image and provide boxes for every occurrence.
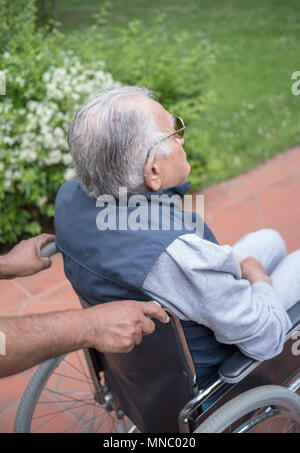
[66,7,215,188]
[0,0,121,245]
[0,2,212,246]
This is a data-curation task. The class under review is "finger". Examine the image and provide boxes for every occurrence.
[35,235,55,260]
[140,302,170,323]
[141,317,156,336]
[37,234,55,248]
[120,339,135,353]
[133,331,143,345]
[41,257,52,269]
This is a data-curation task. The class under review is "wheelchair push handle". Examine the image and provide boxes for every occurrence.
[40,241,57,258]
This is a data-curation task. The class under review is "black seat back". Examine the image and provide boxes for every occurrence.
[80,299,196,433]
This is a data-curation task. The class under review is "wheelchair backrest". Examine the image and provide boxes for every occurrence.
[79,297,197,433]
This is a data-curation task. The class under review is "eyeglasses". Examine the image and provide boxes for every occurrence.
[145,116,185,162]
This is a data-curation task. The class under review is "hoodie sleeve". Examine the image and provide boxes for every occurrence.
[143,233,292,361]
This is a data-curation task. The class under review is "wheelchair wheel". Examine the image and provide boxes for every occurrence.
[14,351,137,433]
[195,385,300,433]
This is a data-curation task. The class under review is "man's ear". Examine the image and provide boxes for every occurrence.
[144,154,162,191]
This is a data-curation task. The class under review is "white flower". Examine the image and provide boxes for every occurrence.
[54,127,64,138]
[72,93,80,100]
[16,77,25,88]
[60,139,69,151]
[4,169,12,179]
[44,133,55,149]
[45,150,62,165]
[3,136,14,145]
[62,153,72,165]
[13,170,21,180]
[27,151,37,162]
[1,51,122,192]
[64,168,76,181]
[37,196,47,207]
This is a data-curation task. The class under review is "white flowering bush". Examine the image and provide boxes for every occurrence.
[0,0,212,246]
[0,1,121,245]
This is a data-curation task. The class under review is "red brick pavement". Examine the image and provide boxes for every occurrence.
[1,146,300,432]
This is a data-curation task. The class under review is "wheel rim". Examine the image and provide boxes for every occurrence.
[195,384,300,433]
[232,406,300,433]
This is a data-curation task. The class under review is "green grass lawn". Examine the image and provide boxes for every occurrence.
[55,0,300,188]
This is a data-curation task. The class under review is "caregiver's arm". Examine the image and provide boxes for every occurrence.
[0,300,169,378]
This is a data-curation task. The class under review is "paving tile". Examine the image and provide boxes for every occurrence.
[0,372,30,413]
[32,280,78,304]
[30,405,80,433]
[0,280,27,314]
[19,300,80,316]
[14,254,66,296]
[210,191,264,239]
[0,305,24,317]
[256,171,300,250]
[275,227,300,254]
[258,171,300,223]
[197,147,300,211]
[0,400,19,433]
[215,231,247,246]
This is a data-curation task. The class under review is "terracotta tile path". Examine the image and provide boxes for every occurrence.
[1,146,300,432]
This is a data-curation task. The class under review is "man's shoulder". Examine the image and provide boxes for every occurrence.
[169,233,224,252]
[57,178,79,195]
[166,233,236,270]
[55,178,80,205]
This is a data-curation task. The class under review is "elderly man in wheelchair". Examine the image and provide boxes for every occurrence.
[15,86,300,433]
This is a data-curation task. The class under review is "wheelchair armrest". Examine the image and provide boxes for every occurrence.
[219,300,300,384]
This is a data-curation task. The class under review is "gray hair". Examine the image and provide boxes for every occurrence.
[67,86,171,198]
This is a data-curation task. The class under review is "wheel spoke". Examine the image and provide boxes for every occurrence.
[51,371,93,385]
[42,387,98,406]
[32,401,93,421]
[15,352,138,433]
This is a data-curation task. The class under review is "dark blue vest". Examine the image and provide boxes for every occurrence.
[54,179,237,388]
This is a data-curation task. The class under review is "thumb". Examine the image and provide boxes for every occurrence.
[41,257,52,269]
[140,301,170,324]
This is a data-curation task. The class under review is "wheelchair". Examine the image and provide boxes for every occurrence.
[14,243,300,433]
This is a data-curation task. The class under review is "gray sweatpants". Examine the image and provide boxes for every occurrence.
[232,228,300,311]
